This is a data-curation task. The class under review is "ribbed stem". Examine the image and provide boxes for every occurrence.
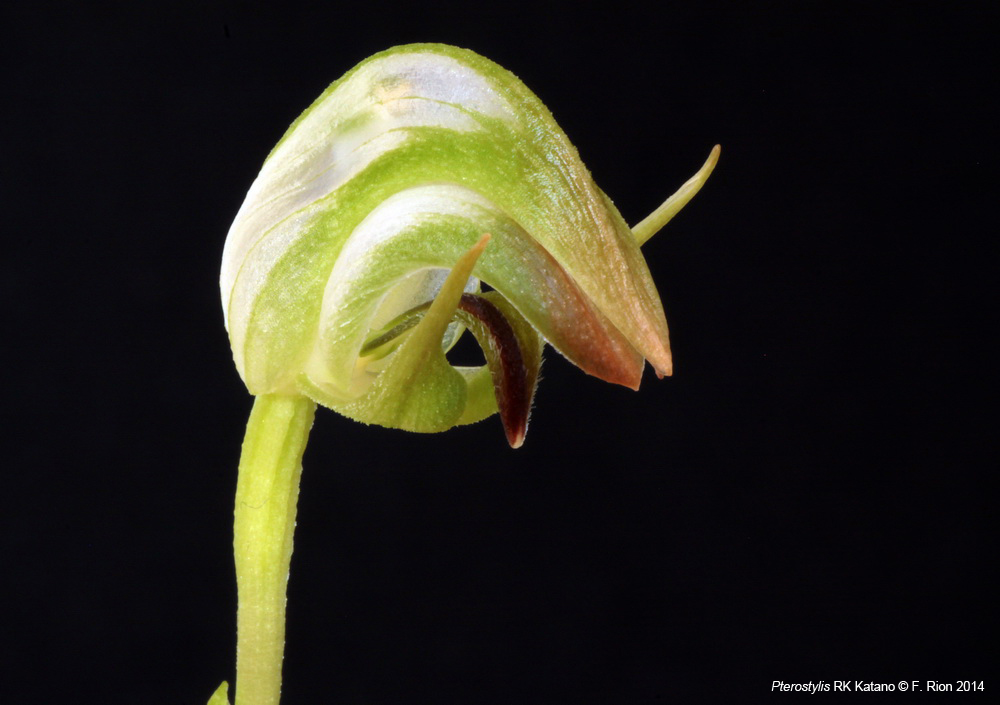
[233,394,316,705]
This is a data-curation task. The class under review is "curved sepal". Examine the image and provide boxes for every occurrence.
[222,44,671,394]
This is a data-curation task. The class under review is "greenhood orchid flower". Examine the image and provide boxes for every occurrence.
[212,43,717,705]
[221,43,717,448]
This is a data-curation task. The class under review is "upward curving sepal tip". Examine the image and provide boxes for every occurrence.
[632,144,720,246]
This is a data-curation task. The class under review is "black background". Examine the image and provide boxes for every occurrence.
[3,1,992,703]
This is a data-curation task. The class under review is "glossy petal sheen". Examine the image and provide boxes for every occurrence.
[221,43,678,435]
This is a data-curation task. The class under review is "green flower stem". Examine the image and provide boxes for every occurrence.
[233,394,317,705]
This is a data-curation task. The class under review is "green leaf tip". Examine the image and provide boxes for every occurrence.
[221,43,717,444]
[206,681,230,705]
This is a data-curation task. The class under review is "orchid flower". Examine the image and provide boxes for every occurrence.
[209,43,717,705]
